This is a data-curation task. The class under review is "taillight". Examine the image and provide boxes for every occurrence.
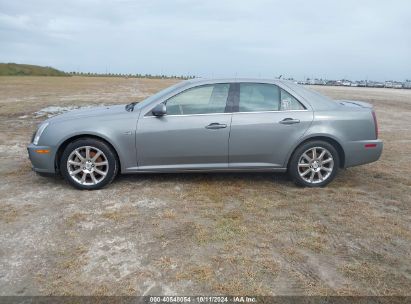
[372,110,378,139]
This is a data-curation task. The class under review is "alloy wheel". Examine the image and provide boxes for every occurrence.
[298,146,334,184]
[66,146,109,186]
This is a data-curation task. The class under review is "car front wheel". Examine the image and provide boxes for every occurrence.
[289,140,340,187]
[60,138,118,190]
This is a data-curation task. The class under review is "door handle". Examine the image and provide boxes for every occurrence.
[205,123,227,129]
[279,118,300,125]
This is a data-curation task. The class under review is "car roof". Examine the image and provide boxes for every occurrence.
[184,77,286,85]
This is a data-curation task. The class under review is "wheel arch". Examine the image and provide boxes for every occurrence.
[55,134,121,173]
[286,135,346,169]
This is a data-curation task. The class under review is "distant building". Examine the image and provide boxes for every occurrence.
[298,78,408,89]
[367,81,384,88]
[306,78,325,85]
[392,82,403,89]
[385,81,402,89]
[341,80,351,86]
[385,81,393,88]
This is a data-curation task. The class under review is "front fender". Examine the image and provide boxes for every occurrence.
[39,116,137,173]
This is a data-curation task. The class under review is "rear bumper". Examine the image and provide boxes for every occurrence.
[27,144,57,174]
[343,139,383,168]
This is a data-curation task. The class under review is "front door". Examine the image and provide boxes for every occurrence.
[136,83,233,171]
[229,83,314,168]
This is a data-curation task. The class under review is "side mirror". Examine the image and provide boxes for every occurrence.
[152,103,166,117]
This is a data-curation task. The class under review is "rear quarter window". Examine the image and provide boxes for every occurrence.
[280,89,305,111]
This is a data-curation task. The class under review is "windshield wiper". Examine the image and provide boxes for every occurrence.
[125,102,138,112]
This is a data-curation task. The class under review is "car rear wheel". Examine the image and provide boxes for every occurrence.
[60,138,118,190]
[289,140,340,187]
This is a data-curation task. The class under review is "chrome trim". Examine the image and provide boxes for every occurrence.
[144,109,309,118]
[234,110,309,114]
[139,79,315,116]
[124,167,288,173]
[143,112,232,118]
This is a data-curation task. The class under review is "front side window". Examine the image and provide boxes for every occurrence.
[165,83,230,115]
[239,83,280,112]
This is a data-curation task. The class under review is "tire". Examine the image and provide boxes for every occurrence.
[289,140,340,187]
[60,138,118,190]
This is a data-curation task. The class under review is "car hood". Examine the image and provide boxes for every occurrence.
[46,104,130,123]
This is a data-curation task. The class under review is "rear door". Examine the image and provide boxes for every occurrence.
[229,82,314,168]
[136,83,234,171]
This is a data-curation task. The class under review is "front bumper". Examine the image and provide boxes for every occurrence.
[343,139,383,168]
[27,143,57,174]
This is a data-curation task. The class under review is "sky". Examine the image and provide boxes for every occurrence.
[0,0,410,81]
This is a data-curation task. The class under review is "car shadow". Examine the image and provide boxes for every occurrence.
[31,170,293,189]
[114,171,291,185]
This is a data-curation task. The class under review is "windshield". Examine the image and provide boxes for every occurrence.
[128,81,187,111]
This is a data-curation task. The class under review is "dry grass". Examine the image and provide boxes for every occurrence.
[0,204,36,223]
[100,207,139,222]
[340,261,410,295]
[0,204,20,223]
[66,212,88,227]
[0,76,179,116]
[58,245,88,270]
[0,77,410,296]
[160,209,177,219]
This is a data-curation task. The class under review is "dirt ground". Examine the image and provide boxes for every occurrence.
[0,76,410,296]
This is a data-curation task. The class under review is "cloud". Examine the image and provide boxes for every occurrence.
[0,0,410,80]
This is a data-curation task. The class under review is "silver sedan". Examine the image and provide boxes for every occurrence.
[27,78,383,190]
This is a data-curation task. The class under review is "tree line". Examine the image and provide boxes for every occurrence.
[68,71,196,79]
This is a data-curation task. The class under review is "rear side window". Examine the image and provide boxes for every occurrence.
[239,83,280,112]
[166,84,229,115]
[238,83,305,112]
[280,89,305,110]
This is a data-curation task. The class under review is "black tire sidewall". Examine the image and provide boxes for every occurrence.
[60,138,118,190]
[289,140,340,187]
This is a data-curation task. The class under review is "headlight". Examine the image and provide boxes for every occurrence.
[33,122,49,145]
